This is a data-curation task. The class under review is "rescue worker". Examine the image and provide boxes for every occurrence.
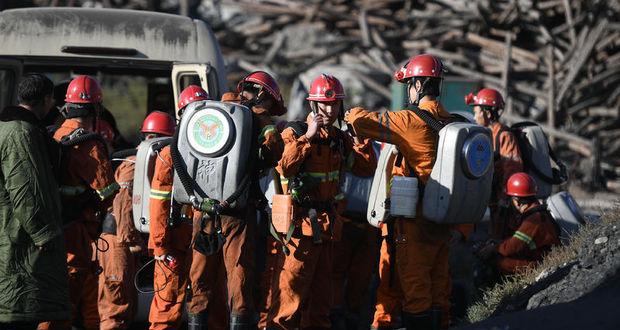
[0,74,70,329]
[148,85,209,330]
[346,54,452,330]
[97,111,175,329]
[189,71,285,329]
[466,88,523,239]
[477,173,560,274]
[269,74,376,329]
[40,75,119,330]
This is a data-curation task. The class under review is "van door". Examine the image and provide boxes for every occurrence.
[0,59,23,111]
[171,63,219,115]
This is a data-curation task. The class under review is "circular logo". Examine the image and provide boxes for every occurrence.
[462,132,492,179]
[187,109,231,155]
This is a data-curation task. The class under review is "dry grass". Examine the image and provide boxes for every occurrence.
[466,208,620,323]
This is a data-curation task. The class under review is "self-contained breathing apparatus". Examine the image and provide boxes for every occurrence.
[171,100,255,256]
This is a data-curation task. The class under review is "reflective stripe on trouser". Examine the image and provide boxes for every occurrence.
[148,251,191,330]
[272,236,334,329]
[332,221,379,314]
[373,236,402,328]
[98,234,137,330]
[188,210,257,320]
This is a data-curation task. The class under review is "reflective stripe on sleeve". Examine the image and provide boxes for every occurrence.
[513,231,537,250]
[150,189,172,201]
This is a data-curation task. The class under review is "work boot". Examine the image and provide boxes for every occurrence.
[402,311,432,330]
[230,313,256,330]
[430,307,443,330]
[330,308,347,330]
[188,312,208,330]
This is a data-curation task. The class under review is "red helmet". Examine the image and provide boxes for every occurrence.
[237,71,283,102]
[178,85,210,110]
[394,54,444,83]
[141,111,176,136]
[96,120,115,144]
[307,74,346,102]
[65,75,103,104]
[506,172,538,197]
[465,88,505,109]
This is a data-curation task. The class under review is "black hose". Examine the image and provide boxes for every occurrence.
[111,148,137,159]
[170,128,201,200]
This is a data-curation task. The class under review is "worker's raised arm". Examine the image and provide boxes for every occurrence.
[345,107,413,146]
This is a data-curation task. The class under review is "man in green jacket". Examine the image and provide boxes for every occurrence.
[0,74,71,329]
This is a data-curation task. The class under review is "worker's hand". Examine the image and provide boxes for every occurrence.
[129,245,144,255]
[305,113,324,140]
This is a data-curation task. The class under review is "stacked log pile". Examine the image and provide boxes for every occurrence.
[27,0,620,190]
[215,0,619,190]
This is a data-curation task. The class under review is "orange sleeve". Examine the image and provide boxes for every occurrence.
[276,127,313,178]
[498,130,523,187]
[344,134,377,177]
[497,217,538,257]
[148,147,173,256]
[78,140,118,204]
[221,92,241,103]
[346,107,415,146]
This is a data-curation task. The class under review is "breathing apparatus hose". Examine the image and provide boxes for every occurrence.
[60,130,110,156]
[111,148,137,159]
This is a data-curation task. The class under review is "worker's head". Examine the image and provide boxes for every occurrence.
[63,75,103,131]
[466,88,505,126]
[17,73,55,119]
[177,85,210,117]
[141,111,176,140]
[394,54,444,106]
[237,71,286,116]
[307,74,346,126]
[506,172,539,213]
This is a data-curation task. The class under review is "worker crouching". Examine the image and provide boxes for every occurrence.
[477,173,560,275]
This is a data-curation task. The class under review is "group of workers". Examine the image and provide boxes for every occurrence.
[0,53,561,330]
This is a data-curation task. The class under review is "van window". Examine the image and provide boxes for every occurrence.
[0,69,15,110]
[178,73,201,91]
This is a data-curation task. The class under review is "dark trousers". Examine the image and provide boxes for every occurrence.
[0,322,38,330]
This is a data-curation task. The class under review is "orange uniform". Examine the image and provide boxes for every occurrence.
[496,204,559,274]
[41,119,118,330]
[185,92,284,328]
[98,155,144,329]
[347,100,452,327]
[489,122,523,239]
[268,123,376,329]
[147,146,194,330]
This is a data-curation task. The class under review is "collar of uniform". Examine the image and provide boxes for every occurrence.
[60,118,86,130]
[418,99,439,111]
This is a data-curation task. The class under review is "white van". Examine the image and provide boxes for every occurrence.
[0,7,228,323]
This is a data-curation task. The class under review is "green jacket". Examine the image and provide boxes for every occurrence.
[0,106,70,322]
